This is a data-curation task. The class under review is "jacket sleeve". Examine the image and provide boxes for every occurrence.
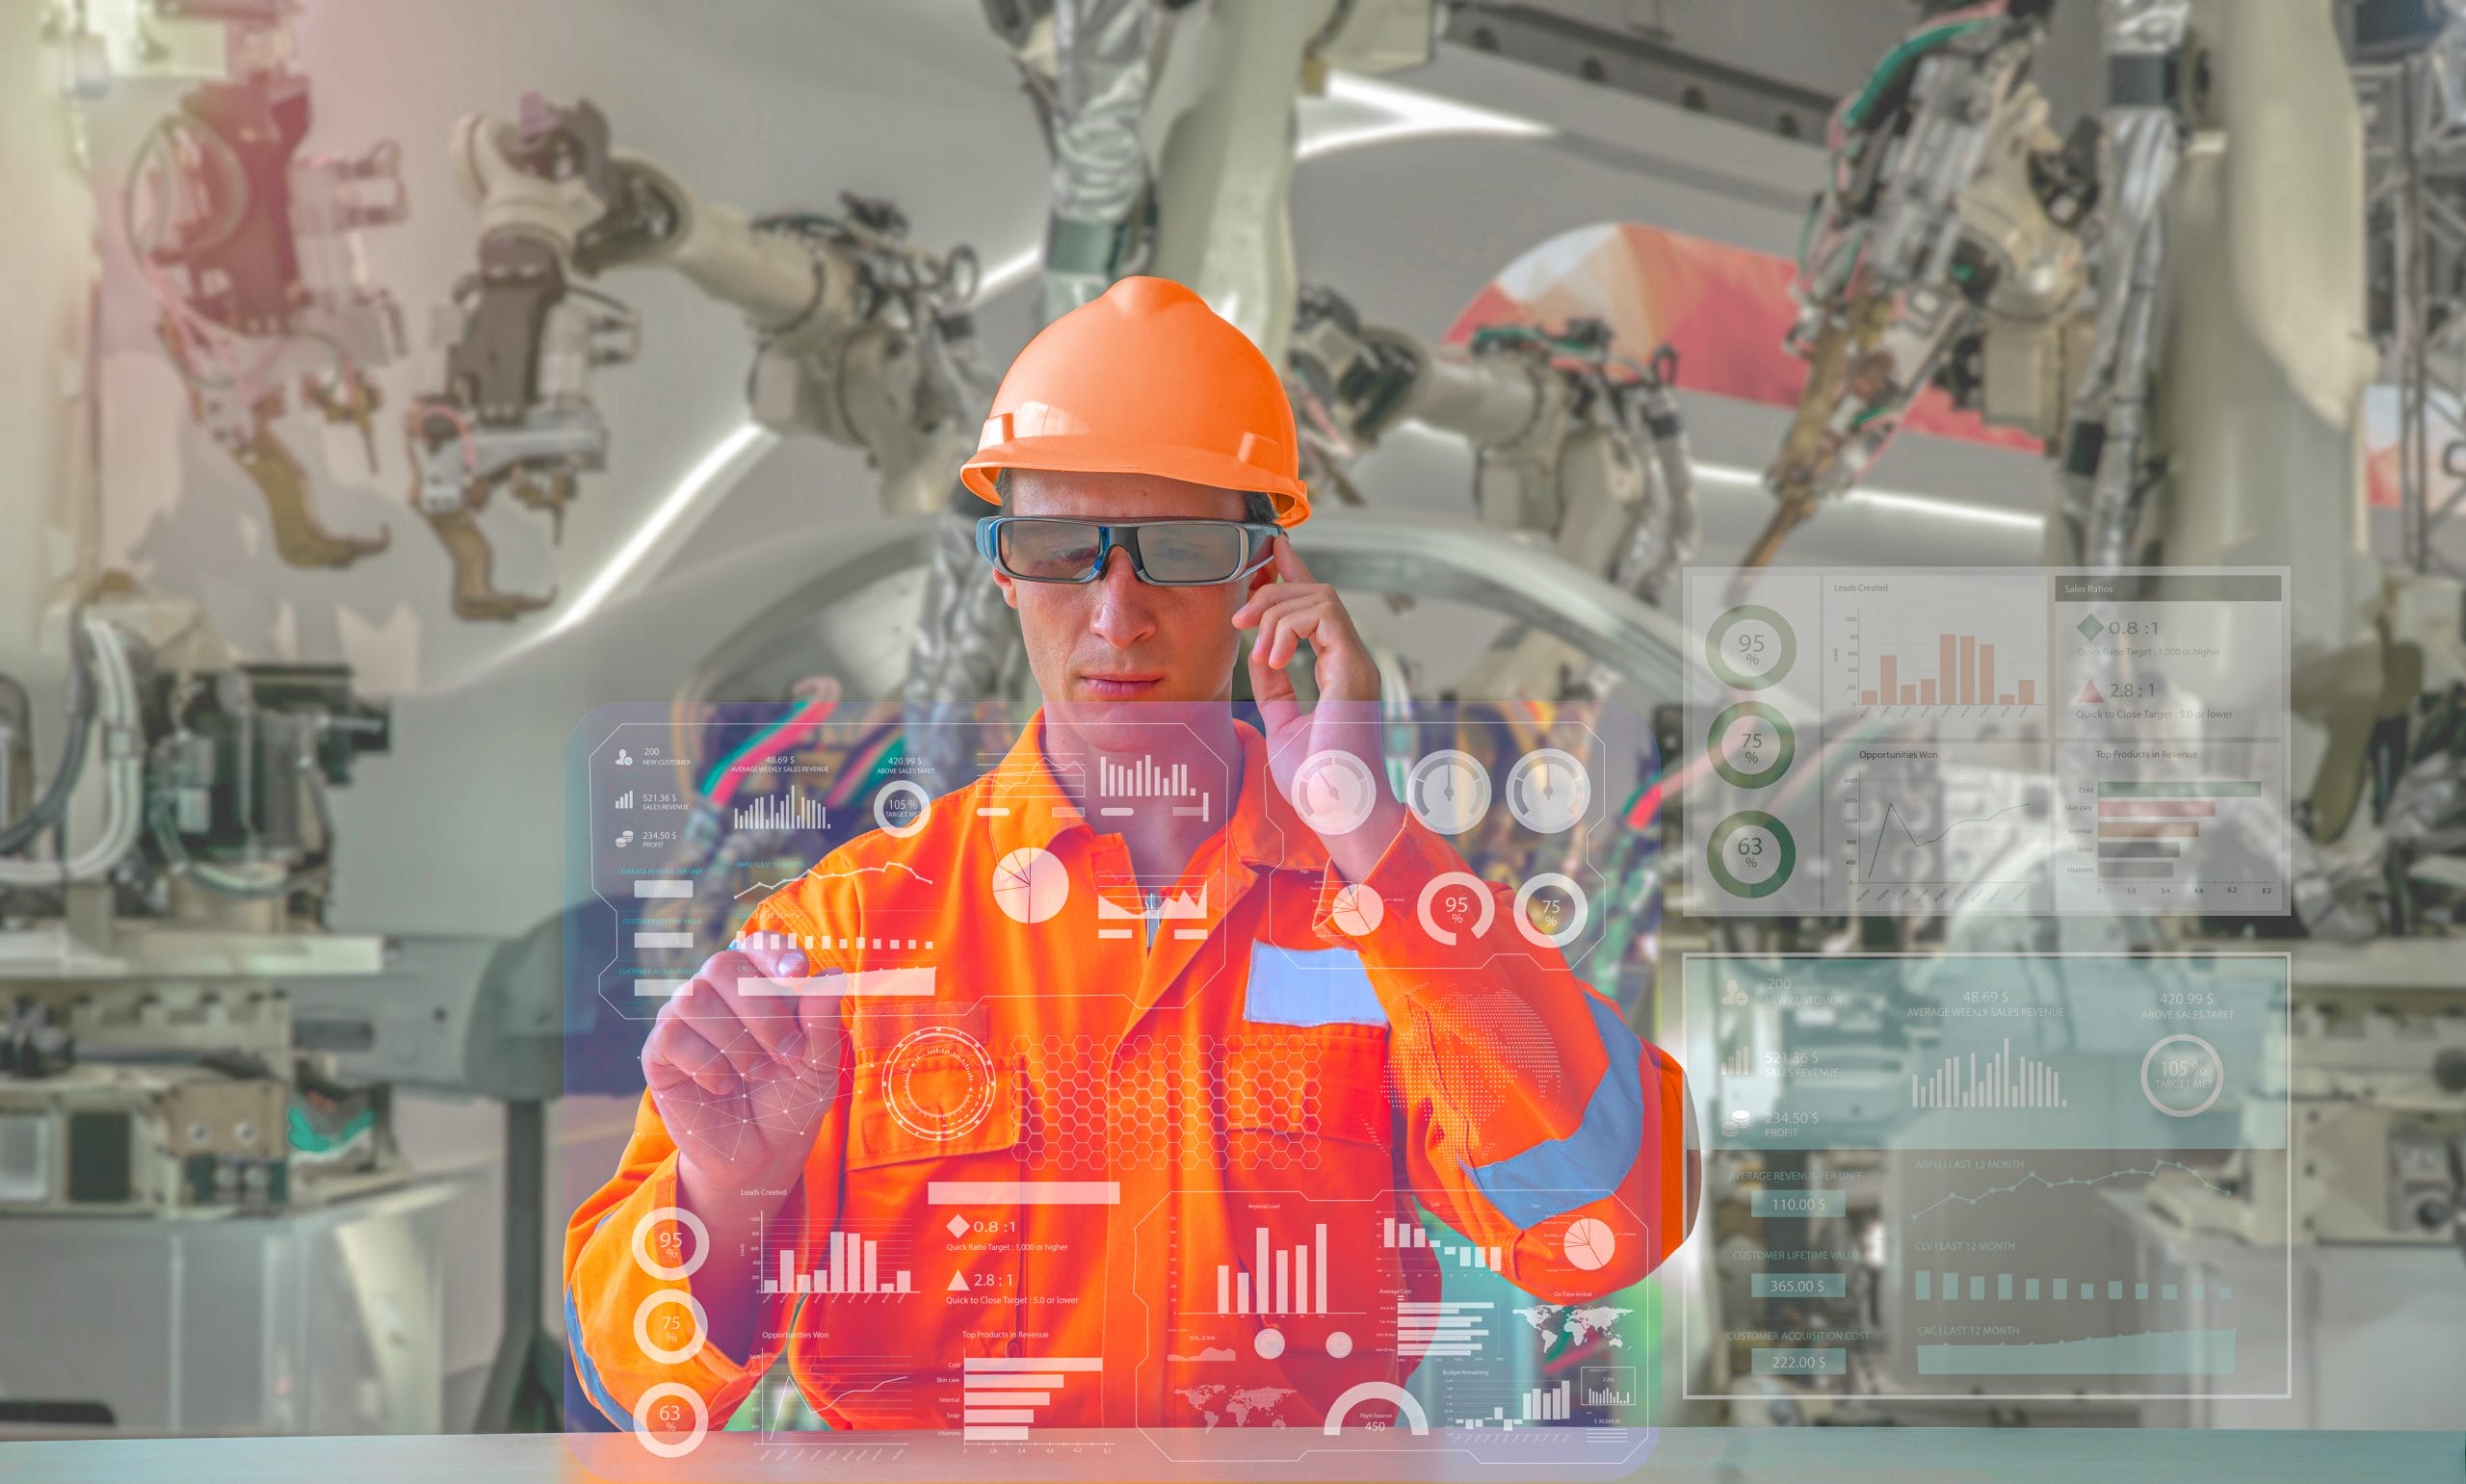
[560,884,857,1431]
[1320,812,1691,1303]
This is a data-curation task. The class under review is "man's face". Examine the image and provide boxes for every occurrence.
[992,469,1274,717]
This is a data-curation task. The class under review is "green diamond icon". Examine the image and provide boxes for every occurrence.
[2076,613,2106,639]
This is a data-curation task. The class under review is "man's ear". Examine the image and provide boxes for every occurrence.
[991,567,1020,611]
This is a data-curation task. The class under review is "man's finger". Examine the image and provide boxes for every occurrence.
[696,946,810,1062]
[644,1013,741,1098]
[1246,621,1303,739]
[1270,536,1315,585]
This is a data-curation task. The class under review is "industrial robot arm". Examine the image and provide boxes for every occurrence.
[1286,285,1699,607]
[1744,0,2094,577]
[120,0,405,571]
[415,94,989,619]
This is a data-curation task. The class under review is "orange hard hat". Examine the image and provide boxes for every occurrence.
[959,274,1310,526]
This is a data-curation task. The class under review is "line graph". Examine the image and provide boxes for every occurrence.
[1863,798,2034,878]
[1831,750,2053,911]
[1907,1159,2230,1222]
[737,859,934,898]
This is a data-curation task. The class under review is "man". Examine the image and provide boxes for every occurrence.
[565,276,1692,1435]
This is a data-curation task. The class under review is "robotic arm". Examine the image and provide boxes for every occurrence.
[1744,0,2094,577]
[120,0,406,571]
[414,94,989,619]
[1286,285,1699,607]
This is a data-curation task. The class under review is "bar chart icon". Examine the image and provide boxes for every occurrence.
[1382,1214,1502,1271]
[1521,1379,1573,1421]
[1911,1037,2065,1109]
[733,784,827,831]
[1099,755,1199,797]
[1397,1299,1492,1358]
[960,1355,1100,1441]
[1215,1222,1330,1315]
[760,1234,909,1296]
[2093,779,2263,880]
[1859,629,2038,709]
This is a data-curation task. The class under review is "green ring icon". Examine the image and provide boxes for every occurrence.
[1705,605,1796,690]
[1709,702,1796,789]
[1707,812,1796,898]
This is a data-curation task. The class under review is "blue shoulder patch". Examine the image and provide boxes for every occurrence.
[1244,941,1390,1028]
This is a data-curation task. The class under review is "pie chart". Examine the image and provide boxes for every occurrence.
[1329,883,1385,937]
[1561,1216,1617,1271]
[990,846,1067,924]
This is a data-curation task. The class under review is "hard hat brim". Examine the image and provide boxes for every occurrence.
[960,434,1310,527]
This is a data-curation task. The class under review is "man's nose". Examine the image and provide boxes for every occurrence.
[1088,548,1154,648]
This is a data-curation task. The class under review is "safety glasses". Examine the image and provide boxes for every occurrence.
[975,516,1282,586]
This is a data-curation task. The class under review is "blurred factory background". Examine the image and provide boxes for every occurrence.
[2,0,2462,1447]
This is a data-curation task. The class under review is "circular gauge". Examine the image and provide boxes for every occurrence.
[1507,749,1591,834]
[874,779,931,839]
[1705,605,1796,690]
[1416,871,1496,946]
[881,1027,999,1140]
[634,1289,707,1366]
[1707,702,1795,790]
[1705,812,1796,898]
[990,846,1067,924]
[630,1206,709,1281]
[1329,883,1385,937]
[1293,749,1380,836]
[1513,872,1589,950]
[2140,1034,2224,1118]
[1405,750,1491,836]
[632,1382,709,1458]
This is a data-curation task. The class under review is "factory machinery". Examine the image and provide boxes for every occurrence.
[1681,0,2466,1429]
[8,0,2464,1443]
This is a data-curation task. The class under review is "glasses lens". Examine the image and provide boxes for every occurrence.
[999,520,1104,581]
[1134,523,1248,584]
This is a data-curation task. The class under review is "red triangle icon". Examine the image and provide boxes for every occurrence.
[2078,680,2105,703]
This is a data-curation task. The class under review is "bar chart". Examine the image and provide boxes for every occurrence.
[1910,1038,2066,1111]
[960,1355,1100,1441]
[2092,779,2262,880]
[1382,1213,1503,1271]
[732,784,827,831]
[1098,754,1200,797]
[1858,628,2039,710]
[1397,1299,1492,1358]
[1212,1223,1330,1316]
[760,1232,911,1296]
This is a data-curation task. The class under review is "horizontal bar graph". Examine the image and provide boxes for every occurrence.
[2090,780,2265,879]
[928,1181,1119,1206]
[1397,1299,1492,1358]
[761,1234,908,1296]
[1911,1037,2064,1110]
[960,1355,1100,1441]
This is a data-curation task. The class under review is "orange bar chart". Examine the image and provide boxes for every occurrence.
[1860,631,2038,707]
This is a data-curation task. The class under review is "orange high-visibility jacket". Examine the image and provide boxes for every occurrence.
[565,713,1690,1431]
